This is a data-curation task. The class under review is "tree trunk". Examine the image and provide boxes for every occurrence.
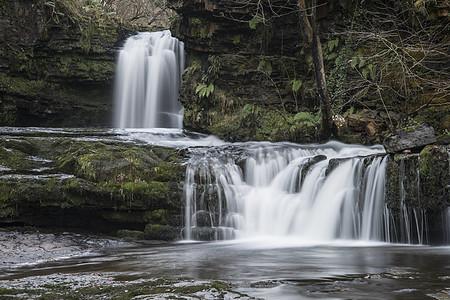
[298,0,335,139]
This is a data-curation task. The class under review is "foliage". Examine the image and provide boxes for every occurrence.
[195,55,221,100]
[293,111,320,127]
[291,79,303,93]
[195,83,214,99]
[249,14,263,29]
[257,60,272,76]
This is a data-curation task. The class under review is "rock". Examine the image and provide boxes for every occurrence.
[193,210,212,227]
[365,122,379,136]
[0,0,130,127]
[347,110,384,132]
[117,230,145,240]
[419,145,449,210]
[0,129,186,237]
[144,224,180,241]
[186,227,218,241]
[383,126,437,154]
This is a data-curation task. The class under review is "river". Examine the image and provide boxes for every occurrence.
[1,232,449,299]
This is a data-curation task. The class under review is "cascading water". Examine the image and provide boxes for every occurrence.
[183,142,399,243]
[113,30,184,128]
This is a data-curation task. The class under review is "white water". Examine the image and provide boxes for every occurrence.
[113,31,184,128]
[183,142,397,243]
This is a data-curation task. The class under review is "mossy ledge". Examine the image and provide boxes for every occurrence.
[0,132,186,240]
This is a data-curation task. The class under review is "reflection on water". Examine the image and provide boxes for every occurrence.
[2,240,449,299]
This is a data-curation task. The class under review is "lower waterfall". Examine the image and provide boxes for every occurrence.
[182,141,429,244]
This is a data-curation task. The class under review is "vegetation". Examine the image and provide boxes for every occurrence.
[172,0,449,143]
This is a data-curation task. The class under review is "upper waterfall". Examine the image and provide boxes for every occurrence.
[113,30,185,128]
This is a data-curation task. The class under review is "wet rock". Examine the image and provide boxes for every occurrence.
[383,125,437,154]
[419,145,449,210]
[188,227,218,241]
[385,145,449,244]
[301,155,327,182]
[0,129,186,237]
[193,210,212,227]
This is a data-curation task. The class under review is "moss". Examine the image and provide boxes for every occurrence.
[144,224,180,241]
[0,134,185,232]
[0,145,31,171]
[117,229,145,240]
[419,145,449,209]
[143,209,171,225]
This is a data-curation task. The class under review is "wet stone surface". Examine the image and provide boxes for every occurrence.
[0,229,130,272]
[0,273,254,299]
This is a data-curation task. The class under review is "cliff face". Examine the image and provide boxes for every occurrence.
[170,0,316,142]
[0,0,127,127]
[170,0,449,143]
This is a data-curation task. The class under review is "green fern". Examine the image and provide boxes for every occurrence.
[195,83,214,99]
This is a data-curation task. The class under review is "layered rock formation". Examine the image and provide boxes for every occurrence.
[0,0,127,127]
[0,128,185,239]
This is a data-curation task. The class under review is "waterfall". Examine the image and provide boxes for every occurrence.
[113,30,185,128]
[183,142,400,243]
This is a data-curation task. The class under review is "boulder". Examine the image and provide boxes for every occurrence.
[347,109,383,132]
[383,125,437,154]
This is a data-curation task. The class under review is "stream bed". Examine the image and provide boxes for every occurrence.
[1,230,449,299]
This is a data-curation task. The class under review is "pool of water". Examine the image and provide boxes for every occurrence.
[2,237,449,299]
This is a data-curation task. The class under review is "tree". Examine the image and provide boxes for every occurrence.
[297,0,335,138]
[100,0,173,26]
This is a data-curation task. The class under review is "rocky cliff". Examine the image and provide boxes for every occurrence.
[0,0,128,127]
[169,0,449,144]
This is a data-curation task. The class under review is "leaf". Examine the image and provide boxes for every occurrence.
[45,1,56,7]
[327,52,337,60]
[232,34,241,44]
[335,56,341,65]
[294,112,316,123]
[362,67,369,79]
[328,38,339,51]
[350,57,358,69]
[291,79,303,93]
[249,15,263,29]
[358,57,366,68]
[195,83,207,94]
[265,62,272,76]
[257,60,266,71]
[370,64,377,80]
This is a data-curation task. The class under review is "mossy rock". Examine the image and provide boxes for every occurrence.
[117,229,145,240]
[419,145,449,210]
[144,224,181,241]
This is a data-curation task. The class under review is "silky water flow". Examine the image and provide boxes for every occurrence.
[182,142,441,244]
[113,30,185,128]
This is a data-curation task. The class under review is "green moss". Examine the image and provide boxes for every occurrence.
[144,223,180,240]
[419,145,449,209]
[0,145,31,171]
[143,209,171,224]
[117,229,145,240]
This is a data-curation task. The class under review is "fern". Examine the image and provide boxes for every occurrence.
[249,15,263,29]
[291,79,303,93]
[195,83,214,99]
